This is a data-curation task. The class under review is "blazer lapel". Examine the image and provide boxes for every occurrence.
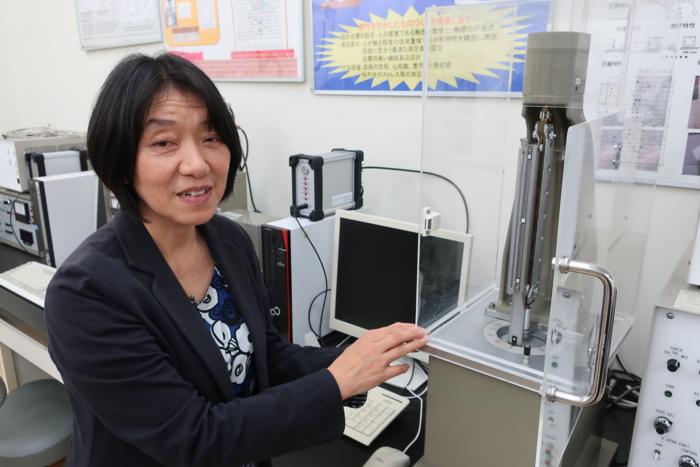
[199,218,269,390]
[112,212,233,400]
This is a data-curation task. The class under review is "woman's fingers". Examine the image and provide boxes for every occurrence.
[376,323,427,352]
[384,336,429,363]
[384,362,410,380]
[328,322,429,399]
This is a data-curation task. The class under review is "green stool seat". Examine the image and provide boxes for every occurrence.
[0,378,72,467]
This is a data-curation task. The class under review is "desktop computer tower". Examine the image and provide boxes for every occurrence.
[261,216,335,344]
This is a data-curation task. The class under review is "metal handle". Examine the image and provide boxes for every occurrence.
[545,256,617,407]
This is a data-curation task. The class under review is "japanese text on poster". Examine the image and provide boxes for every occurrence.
[313,0,550,95]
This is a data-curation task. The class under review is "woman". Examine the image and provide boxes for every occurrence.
[45,53,427,467]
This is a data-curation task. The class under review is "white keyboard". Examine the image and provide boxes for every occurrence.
[0,261,55,307]
[343,386,410,446]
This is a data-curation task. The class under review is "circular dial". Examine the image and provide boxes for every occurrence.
[653,416,672,435]
[667,358,680,372]
[679,455,699,467]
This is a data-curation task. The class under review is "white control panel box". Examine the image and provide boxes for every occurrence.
[0,187,40,256]
[629,281,700,467]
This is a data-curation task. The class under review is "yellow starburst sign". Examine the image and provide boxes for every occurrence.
[316,5,530,91]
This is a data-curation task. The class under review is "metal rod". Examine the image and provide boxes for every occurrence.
[529,124,556,301]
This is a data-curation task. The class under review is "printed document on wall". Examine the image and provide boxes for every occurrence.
[163,0,304,82]
[74,0,163,50]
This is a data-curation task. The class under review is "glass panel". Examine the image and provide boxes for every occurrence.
[419,0,570,388]
[538,2,680,465]
[417,1,679,466]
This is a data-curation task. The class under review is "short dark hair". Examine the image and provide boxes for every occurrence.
[87,53,242,220]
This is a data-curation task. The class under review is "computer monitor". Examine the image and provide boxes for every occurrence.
[329,210,472,339]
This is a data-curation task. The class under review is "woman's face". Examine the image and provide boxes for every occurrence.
[133,88,231,230]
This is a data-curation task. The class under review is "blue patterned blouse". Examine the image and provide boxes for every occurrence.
[192,267,256,398]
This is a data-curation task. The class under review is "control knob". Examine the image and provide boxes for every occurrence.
[667,358,680,372]
[653,416,672,435]
[679,455,699,467]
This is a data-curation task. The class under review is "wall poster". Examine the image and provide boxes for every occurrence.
[74,0,163,50]
[587,0,700,190]
[312,0,551,95]
[163,0,304,81]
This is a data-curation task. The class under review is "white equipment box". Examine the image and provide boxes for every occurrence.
[0,128,85,192]
[27,149,87,180]
[31,171,100,268]
[629,267,700,467]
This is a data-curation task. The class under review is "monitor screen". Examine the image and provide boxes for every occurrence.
[334,217,418,331]
[418,235,465,328]
[330,211,470,337]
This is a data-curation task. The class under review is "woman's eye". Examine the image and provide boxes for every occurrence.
[204,135,222,144]
[152,140,172,148]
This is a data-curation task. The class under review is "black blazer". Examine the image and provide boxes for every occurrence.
[45,211,345,467]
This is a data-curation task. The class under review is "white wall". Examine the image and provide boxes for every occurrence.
[0,1,18,131]
[1,0,699,378]
[0,4,163,133]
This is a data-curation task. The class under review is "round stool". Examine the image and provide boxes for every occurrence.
[0,378,72,467]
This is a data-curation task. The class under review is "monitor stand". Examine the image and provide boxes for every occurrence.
[385,355,427,392]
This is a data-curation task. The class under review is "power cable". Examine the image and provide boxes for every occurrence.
[307,288,331,341]
[362,166,470,233]
[237,126,261,213]
[293,216,329,346]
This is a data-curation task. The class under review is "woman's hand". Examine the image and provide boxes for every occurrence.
[327,323,428,400]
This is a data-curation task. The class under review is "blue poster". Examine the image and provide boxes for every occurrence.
[312,0,550,95]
